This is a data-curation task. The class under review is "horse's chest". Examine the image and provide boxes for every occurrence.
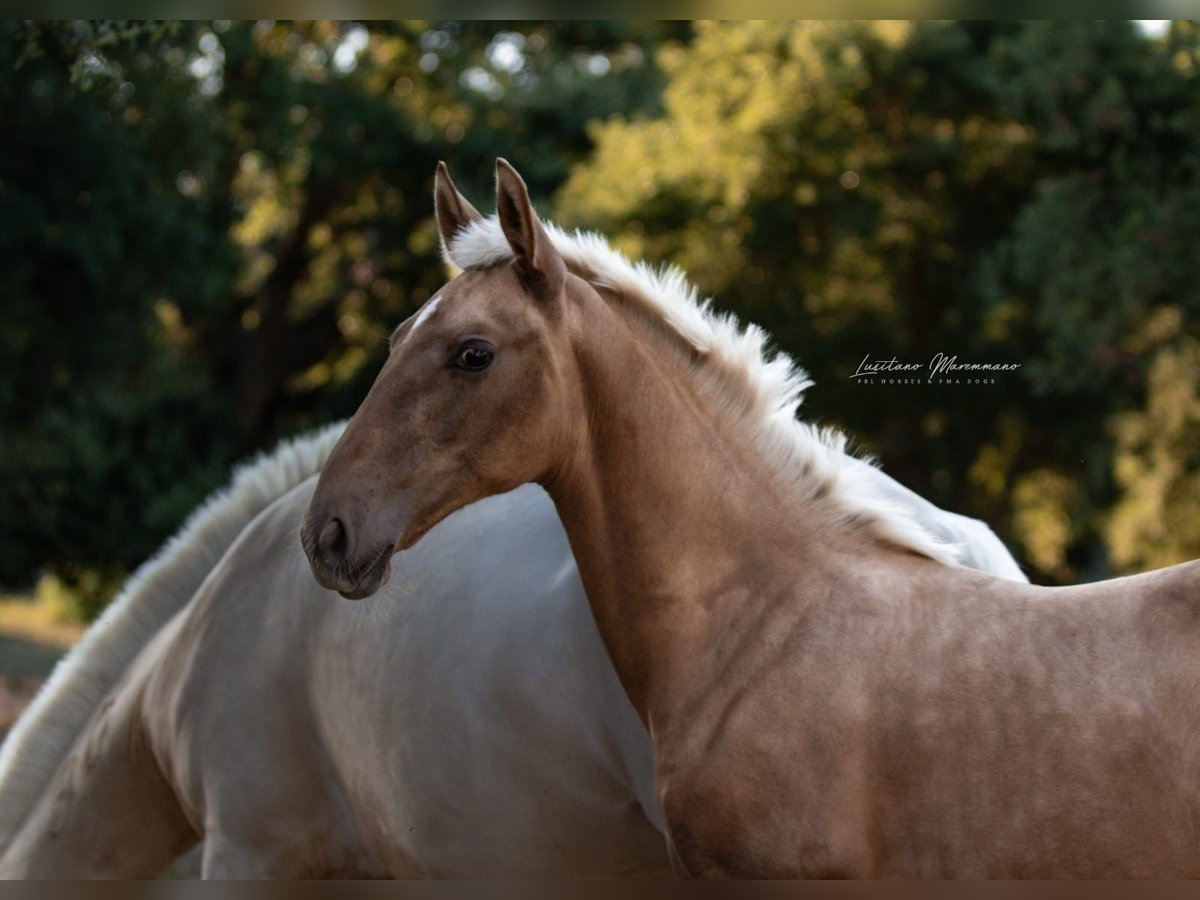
[656,765,875,878]
[653,711,876,878]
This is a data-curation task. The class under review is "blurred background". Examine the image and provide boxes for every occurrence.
[1,20,1199,652]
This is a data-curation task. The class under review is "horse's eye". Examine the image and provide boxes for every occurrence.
[453,342,494,372]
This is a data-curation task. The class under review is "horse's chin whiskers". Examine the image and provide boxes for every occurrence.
[339,564,412,631]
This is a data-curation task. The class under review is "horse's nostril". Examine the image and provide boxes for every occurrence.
[318,517,349,568]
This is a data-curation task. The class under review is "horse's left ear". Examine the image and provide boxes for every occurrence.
[495,158,566,297]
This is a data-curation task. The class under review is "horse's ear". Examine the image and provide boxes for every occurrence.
[495,158,566,296]
[434,161,483,259]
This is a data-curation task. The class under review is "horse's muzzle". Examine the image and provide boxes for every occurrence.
[301,515,394,600]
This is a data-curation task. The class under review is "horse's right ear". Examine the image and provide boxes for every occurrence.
[495,158,566,298]
[434,162,483,259]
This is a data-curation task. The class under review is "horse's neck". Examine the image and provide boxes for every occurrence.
[544,295,843,723]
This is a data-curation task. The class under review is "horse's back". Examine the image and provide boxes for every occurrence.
[146,478,666,877]
[655,553,1200,877]
[1105,556,1200,623]
[865,557,1200,875]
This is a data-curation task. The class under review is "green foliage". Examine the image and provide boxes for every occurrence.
[0,21,239,593]
[2,20,1198,611]
[1108,328,1200,573]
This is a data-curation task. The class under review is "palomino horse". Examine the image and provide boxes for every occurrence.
[0,187,1023,880]
[0,438,1023,878]
[305,160,1200,878]
[0,449,1021,879]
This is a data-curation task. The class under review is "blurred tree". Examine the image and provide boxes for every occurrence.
[981,20,1200,578]
[3,18,1198,608]
[1107,327,1200,573]
[0,19,688,613]
[0,21,242,612]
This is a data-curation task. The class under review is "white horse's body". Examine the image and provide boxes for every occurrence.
[0,426,1024,877]
[178,477,664,876]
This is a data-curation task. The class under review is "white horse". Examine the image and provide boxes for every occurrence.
[0,371,1024,873]
[0,420,1024,877]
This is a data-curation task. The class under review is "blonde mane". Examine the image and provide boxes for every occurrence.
[449,216,962,567]
[0,422,346,851]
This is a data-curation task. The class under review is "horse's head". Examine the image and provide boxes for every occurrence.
[302,160,578,599]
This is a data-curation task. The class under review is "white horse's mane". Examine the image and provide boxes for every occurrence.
[0,422,346,853]
[449,216,962,567]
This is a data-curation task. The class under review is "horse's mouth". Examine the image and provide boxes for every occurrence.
[312,545,394,601]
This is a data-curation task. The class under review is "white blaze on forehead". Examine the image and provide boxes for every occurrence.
[409,292,444,336]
